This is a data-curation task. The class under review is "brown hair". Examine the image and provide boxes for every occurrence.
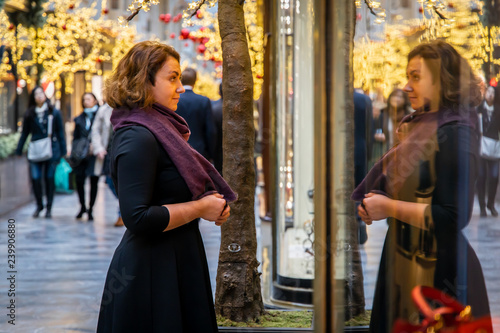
[181,68,197,86]
[104,41,180,109]
[407,41,482,109]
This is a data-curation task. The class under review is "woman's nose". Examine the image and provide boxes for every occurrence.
[403,82,412,92]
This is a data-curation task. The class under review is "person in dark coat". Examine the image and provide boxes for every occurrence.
[16,86,67,218]
[211,83,223,174]
[96,41,234,333]
[476,85,500,217]
[353,41,491,332]
[73,92,99,221]
[354,91,374,244]
[176,68,216,161]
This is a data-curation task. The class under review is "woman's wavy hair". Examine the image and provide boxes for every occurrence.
[104,41,180,109]
[407,41,482,109]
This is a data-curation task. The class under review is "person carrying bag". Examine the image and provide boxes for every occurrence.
[27,114,53,162]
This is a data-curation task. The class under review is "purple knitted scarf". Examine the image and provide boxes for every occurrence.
[111,103,237,202]
[352,107,478,201]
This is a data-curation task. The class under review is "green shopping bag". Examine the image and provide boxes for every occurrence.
[55,158,73,194]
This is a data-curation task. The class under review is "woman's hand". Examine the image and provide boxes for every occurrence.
[357,204,373,225]
[362,193,394,221]
[198,193,230,224]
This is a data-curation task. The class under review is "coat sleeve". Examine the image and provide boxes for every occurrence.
[114,126,171,235]
[90,107,106,155]
[53,110,67,157]
[16,112,31,155]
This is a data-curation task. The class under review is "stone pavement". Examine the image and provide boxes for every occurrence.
[0,179,499,332]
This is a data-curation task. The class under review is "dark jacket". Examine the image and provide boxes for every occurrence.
[176,89,216,160]
[211,98,223,174]
[73,112,97,175]
[477,101,500,140]
[16,105,67,161]
[354,92,374,186]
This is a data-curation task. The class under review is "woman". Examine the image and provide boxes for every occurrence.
[476,85,500,217]
[374,88,412,151]
[16,86,67,218]
[96,41,235,333]
[73,92,100,220]
[352,41,491,332]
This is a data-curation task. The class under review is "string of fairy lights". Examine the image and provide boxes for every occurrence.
[354,0,500,97]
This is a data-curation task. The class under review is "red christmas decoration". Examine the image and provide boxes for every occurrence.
[197,44,206,54]
[490,77,498,87]
[189,35,197,42]
[356,13,362,21]
[419,6,423,14]
[164,13,171,23]
[102,8,109,15]
[180,28,190,39]
[62,24,67,30]
[8,24,15,30]
[448,2,454,8]
[170,33,176,39]
[196,10,203,19]
[159,14,165,21]
[256,74,263,79]
[173,16,179,23]
[69,4,75,9]
[210,56,216,62]
[201,37,209,45]
[200,26,206,32]
[96,57,102,63]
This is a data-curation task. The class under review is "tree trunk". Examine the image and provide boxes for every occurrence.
[344,0,365,320]
[214,0,265,322]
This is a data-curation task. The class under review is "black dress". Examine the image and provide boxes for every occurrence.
[97,126,218,333]
[369,123,491,332]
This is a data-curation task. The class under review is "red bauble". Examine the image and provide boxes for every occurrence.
[181,28,190,39]
[170,33,176,39]
[201,37,209,45]
[173,16,179,23]
[62,24,67,30]
[69,4,75,9]
[159,14,165,21]
[197,44,206,54]
[96,57,102,63]
[102,8,109,15]
[164,13,171,23]
[8,24,15,30]
[448,2,454,8]
[356,13,362,21]
[419,6,423,13]
[210,56,216,62]
[196,11,203,19]
[490,77,498,87]
[256,74,263,79]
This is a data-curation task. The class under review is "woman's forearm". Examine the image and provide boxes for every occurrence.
[387,199,432,230]
[162,201,203,231]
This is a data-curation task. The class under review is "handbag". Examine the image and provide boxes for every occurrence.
[27,115,53,162]
[392,286,493,333]
[69,137,90,168]
[479,114,500,160]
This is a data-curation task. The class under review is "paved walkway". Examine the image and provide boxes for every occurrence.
[0,180,499,332]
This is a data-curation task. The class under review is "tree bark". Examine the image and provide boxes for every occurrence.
[215,0,265,322]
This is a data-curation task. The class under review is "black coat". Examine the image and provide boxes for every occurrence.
[176,89,216,160]
[477,101,500,140]
[211,98,223,174]
[354,92,374,186]
[16,105,67,161]
[73,112,96,175]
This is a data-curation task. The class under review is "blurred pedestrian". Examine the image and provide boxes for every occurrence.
[96,41,235,333]
[16,86,67,218]
[90,102,123,226]
[211,82,223,174]
[73,92,99,221]
[353,41,491,332]
[476,85,500,217]
[354,91,373,244]
[176,68,216,161]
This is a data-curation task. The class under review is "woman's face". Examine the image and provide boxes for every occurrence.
[83,94,97,108]
[151,57,185,111]
[34,88,46,106]
[403,56,440,111]
[389,91,405,109]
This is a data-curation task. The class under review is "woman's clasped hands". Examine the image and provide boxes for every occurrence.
[357,192,394,225]
[199,193,231,226]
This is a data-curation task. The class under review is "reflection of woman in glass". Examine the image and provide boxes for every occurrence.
[371,89,412,167]
[352,41,491,332]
